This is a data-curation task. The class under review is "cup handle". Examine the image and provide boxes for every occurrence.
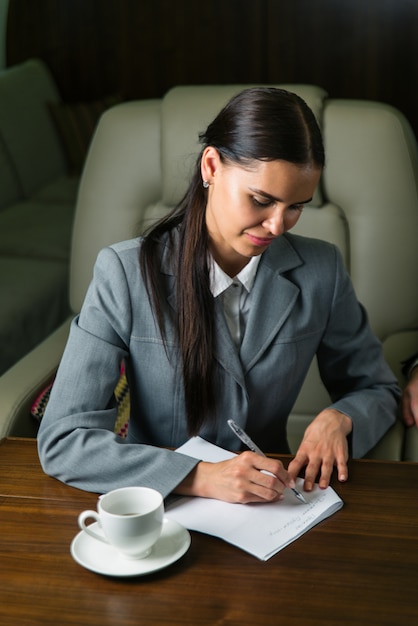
[78,510,109,544]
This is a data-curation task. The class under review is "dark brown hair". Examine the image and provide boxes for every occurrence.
[140,88,324,435]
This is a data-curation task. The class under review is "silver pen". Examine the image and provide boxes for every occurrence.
[227,419,307,504]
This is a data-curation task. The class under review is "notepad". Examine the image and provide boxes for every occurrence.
[165,436,344,561]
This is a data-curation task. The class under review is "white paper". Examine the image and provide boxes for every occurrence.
[166,436,344,561]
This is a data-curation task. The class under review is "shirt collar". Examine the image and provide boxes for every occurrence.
[210,255,262,298]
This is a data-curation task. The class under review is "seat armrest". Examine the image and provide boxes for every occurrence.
[404,427,418,462]
[0,318,72,438]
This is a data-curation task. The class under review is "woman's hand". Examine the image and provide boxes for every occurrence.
[402,366,418,428]
[288,408,352,492]
[175,451,295,504]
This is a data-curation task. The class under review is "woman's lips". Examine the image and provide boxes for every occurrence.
[245,233,276,247]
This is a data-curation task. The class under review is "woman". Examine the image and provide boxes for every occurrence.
[38,88,400,502]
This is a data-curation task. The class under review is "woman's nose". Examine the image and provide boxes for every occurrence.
[262,208,285,236]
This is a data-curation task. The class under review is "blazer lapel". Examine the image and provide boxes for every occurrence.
[240,235,303,372]
[162,230,303,385]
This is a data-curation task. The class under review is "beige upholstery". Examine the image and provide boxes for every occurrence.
[0,59,79,375]
[1,85,417,461]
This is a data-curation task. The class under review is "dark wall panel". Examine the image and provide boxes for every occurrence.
[6,0,418,136]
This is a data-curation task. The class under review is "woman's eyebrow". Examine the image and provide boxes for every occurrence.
[248,187,313,205]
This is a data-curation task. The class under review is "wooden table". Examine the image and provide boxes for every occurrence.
[1,437,418,626]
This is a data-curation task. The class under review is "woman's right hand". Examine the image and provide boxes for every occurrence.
[175,451,295,504]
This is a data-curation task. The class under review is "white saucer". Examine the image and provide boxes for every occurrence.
[70,518,191,577]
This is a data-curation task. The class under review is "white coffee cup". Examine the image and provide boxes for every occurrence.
[78,486,164,559]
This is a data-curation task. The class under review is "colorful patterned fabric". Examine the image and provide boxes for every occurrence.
[30,366,130,438]
[31,379,54,422]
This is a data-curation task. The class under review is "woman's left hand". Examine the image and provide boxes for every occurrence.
[402,366,418,428]
[287,408,352,492]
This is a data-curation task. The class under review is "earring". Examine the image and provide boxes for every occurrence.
[203,180,209,189]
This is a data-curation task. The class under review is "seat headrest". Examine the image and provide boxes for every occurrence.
[160,84,328,208]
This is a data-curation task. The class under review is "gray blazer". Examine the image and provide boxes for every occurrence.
[38,232,400,496]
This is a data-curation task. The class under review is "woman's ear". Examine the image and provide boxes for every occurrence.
[201,146,221,184]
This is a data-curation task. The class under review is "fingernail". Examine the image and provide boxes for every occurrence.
[289,479,296,489]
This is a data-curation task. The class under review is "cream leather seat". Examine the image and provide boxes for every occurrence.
[1,85,417,460]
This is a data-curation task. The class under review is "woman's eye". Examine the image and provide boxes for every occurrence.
[290,204,304,212]
[252,197,272,207]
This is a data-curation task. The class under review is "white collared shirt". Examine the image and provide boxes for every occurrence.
[209,255,261,347]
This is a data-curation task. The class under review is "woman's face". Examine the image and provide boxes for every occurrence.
[201,147,322,276]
